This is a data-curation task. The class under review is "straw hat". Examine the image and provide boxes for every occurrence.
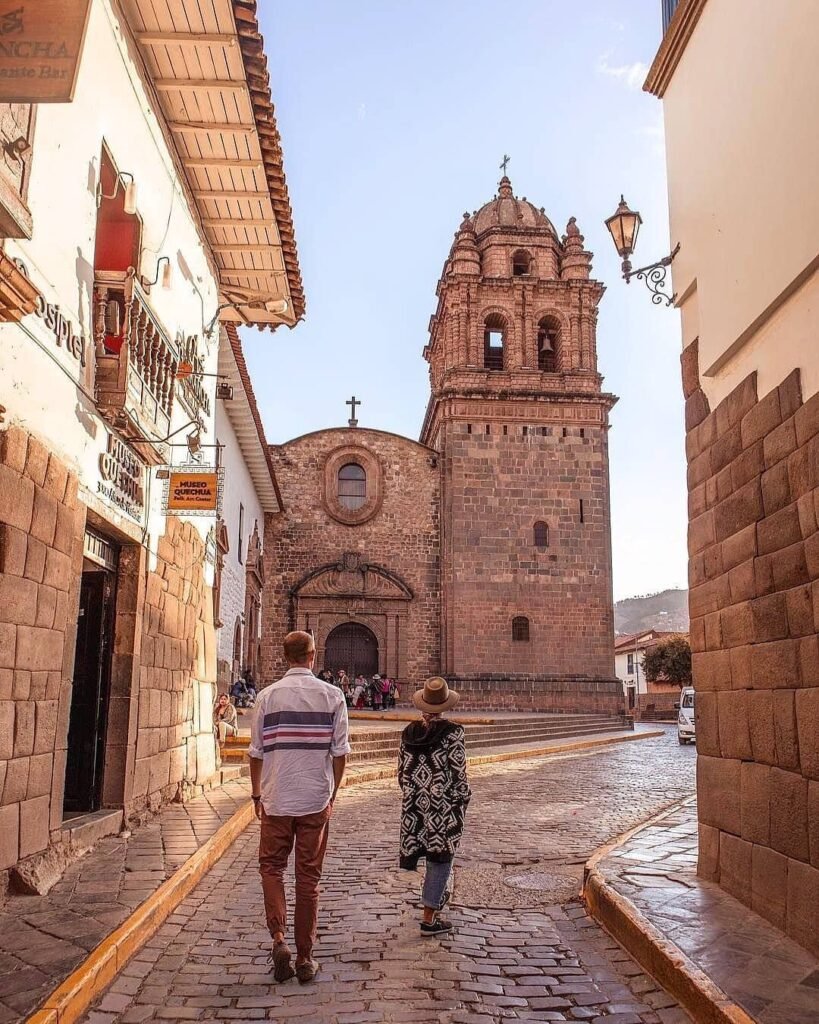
[413,676,459,714]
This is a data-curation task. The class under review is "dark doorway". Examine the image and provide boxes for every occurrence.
[324,622,379,678]
[64,565,117,813]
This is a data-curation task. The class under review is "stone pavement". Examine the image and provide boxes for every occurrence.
[77,728,698,1023]
[0,780,250,1024]
[591,800,819,1024]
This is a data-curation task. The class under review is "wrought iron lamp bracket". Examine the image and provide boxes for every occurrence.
[622,243,681,306]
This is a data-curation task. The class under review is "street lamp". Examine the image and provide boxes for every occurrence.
[604,195,680,306]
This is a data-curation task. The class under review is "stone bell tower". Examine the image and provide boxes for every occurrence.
[420,175,619,706]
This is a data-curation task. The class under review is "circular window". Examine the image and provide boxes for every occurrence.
[338,463,366,510]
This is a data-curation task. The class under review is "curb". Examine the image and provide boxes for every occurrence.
[26,727,662,1024]
[582,800,757,1024]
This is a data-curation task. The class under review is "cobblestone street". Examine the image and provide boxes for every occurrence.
[74,729,696,1024]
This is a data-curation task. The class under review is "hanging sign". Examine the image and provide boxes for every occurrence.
[164,467,223,516]
[0,0,92,103]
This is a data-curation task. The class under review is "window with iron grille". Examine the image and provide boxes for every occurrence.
[512,616,530,642]
[338,463,367,510]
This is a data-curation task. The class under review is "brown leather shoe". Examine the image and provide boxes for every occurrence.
[295,958,320,984]
[269,941,295,982]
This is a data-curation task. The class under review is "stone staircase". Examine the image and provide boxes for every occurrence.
[220,713,629,767]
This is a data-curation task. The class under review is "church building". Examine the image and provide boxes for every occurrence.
[262,177,621,714]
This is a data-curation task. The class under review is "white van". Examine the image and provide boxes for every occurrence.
[676,687,695,745]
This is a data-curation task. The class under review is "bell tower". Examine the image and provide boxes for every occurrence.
[421,176,618,699]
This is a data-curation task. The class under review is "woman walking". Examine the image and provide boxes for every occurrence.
[398,677,470,936]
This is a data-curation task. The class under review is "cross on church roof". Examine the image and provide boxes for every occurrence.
[500,154,510,175]
[346,395,361,427]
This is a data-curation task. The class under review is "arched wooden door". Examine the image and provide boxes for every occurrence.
[324,622,378,678]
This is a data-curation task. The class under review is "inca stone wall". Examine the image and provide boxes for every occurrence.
[0,426,84,873]
[684,341,819,955]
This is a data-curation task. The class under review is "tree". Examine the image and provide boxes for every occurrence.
[642,635,692,687]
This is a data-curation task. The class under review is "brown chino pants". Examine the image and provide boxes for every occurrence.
[259,804,331,960]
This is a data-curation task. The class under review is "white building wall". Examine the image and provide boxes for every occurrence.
[215,391,265,683]
[614,649,647,694]
[0,0,224,788]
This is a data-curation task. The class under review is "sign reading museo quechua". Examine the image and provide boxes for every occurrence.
[163,468,224,517]
[0,0,92,103]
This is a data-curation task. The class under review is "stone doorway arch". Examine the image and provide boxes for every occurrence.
[324,622,379,679]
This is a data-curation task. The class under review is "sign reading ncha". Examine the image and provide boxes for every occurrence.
[0,0,92,103]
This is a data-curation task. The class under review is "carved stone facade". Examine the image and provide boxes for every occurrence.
[262,179,621,713]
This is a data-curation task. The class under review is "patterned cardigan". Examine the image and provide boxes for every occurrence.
[398,719,471,868]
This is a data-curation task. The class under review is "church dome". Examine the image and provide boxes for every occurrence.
[472,176,558,239]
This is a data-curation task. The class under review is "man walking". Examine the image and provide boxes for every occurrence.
[248,631,350,983]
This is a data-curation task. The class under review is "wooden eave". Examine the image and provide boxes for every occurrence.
[644,0,709,98]
[0,251,40,322]
[118,0,304,330]
[218,325,283,513]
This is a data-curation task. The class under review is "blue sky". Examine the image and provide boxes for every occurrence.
[243,1,687,602]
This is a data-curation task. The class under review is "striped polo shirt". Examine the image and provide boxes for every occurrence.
[248,667,351,816]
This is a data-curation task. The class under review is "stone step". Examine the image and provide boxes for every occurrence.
[221,719,627,763]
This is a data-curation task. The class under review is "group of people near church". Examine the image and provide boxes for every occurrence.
[316,668,400,710]
[246,631,470,984]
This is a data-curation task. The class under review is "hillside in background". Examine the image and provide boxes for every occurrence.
[614,588,689,636]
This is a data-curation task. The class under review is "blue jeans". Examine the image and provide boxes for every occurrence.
[422,859,452,910]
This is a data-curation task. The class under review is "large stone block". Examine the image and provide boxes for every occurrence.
[13,701,34,757]
[689,509,716,556]
[30,487,58,547]
[698,755,741,836]
[722,524,757,571]
[751,843,788,930]
[23,536,46,584]
[692,649,732,692]
[729,644,752,690]
[785,584,814,637]
[740,761,771,845]
[23,435,48,487]
[42,455,68,503]
[796,491,818,540]
[0,802,19,869]
[752,639,801,689]
[719,832,752,905]
[680,340,700,400]
[795,688,819,779]
[16,625,63,672]
[33,700,58,755]
[761,460,792,516]
[0,573,38,626]
[0,699,13,760]
[714,479,764,544]
[773,690,801,770]
[758,504,802,557]
[43,548,71,593]
[727,558,755,604]
[0,524,27,576]
[794,388,819,446]
[750,592,788,643]
[26,752,52,799]
[694,691,720,757]
[730,441,764,493]
[18,794,49,858]
[799,635,819,688]
[772,540,809,591]
[741,386,782,449]
[770,767,809,862]
[763,418,797,470]
[747,690,777,765]
[809,781,819,870]
[0,465,34,533]
[0,424,28,474]
[786,858,819,957]
[718,690,752,760]
[697,821,720,881]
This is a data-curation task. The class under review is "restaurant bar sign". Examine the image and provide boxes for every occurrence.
[163,467,224,517]
[98,432,145,522]
[0,0,92,102]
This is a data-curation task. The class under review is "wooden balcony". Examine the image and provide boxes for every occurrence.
[93,271,178,458]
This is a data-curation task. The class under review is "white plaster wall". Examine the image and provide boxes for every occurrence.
[614,650,646,694]
[215,394,264,673]
[0,0,221,559]
[0,0,224,782]
[663,0,819,405]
